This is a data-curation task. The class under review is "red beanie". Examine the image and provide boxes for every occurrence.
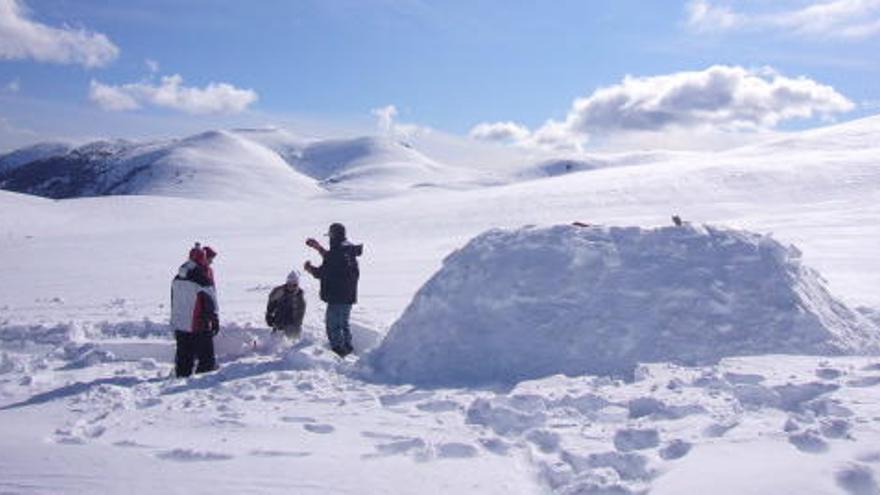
[204,246,217,259]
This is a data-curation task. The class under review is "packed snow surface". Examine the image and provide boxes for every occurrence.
[3,115,880,494]
[370,224,880,385]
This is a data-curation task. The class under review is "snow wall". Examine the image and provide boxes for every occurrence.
[368,224,880,386]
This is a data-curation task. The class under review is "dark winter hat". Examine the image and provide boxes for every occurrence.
[204,246,218,259]
[328,222,346,240]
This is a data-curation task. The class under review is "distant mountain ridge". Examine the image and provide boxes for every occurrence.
[0,129,464,200]
[4,114,879,200]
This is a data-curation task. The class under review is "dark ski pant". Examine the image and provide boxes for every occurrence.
[175,330,216,378]
[325,303,353,357]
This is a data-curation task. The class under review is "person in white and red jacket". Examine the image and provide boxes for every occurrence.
[170,243,219,378]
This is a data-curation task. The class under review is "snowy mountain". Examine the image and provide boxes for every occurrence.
[0,141,72,174]
[0,129,485,200]
[0,131,319,200]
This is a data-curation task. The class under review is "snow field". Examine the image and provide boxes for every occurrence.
[4,115,880,493]
[4,332,880,494]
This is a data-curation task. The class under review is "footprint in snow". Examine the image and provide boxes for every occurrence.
[847,376,880,388]
[361,431,411,441]
[478,437,512,455]
[788,431,829,454]
[249,449,312,458]
[613,428,660,452]
[113,440,153,449]
[415,399,460,413]
[364,437,429,460]
[303,423,335,434]
[659,439,692,460]
[378,390,435,407]
[281,416,316,424]
[156,448,234,462]
[702,422,738,438]
[816,368,844,380]
[435,442,479,459]
[835,463,879,495]
[820,418,852,439]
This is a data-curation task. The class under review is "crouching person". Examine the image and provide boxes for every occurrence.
[266,270,306,339]
[171,243,220,378]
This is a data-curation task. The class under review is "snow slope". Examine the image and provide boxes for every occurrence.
[0,141,72,174]
[0,131,320,200]
[2,114,880,494]
[0,130,486,200]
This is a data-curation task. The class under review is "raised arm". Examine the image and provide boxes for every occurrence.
[306,238,328,257]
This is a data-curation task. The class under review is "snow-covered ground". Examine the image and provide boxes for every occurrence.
[2,115,880,494]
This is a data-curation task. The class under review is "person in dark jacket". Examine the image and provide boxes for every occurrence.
[170,243,220,377]
[265,270,306,339]
[304,223,363,357]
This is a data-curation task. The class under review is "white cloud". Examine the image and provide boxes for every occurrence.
[89,80,140,111]
[370,104,429,140]
[89,75,258,114]
[471,65,854,152]
[686,0,880,39]
[145,58,160,73]
[0,0,119,67]
[469,121,531,143]
[686,0,742,31]
[372,104,398,133]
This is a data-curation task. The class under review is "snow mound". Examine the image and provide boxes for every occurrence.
[369,224,880,385]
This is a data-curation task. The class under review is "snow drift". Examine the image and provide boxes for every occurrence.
[369,224,880,385]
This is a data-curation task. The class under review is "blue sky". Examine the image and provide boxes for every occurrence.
[1,0,879,151]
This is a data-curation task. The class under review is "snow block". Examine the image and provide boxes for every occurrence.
[369,224,880,386]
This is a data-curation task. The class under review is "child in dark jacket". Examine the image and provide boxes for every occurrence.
[265,270,306,339]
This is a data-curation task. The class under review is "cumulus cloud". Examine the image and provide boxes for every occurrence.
[686,0,880,39]
[469,121,531,143]
[0,0,118,67]
[145,58,159,73]
[372,104,398,133]
[371,104,429,140]
[470,65,854,152]
[89,75,258,114]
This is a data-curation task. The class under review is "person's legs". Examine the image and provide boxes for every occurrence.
[325,304,353,356]
[325,304,352,356]
[194,332,216,373]
[175,330,195,378]
[325,304,340,353]
[338,304,353,354]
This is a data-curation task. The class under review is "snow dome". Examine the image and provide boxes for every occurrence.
[369,224,880,386]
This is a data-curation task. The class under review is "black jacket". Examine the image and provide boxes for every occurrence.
[265,285,306,329]
[311,240,363,304]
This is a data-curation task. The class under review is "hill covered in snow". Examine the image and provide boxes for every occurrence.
[0,128,486,200]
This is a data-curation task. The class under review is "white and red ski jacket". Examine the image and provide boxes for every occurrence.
[170,260,218,333]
